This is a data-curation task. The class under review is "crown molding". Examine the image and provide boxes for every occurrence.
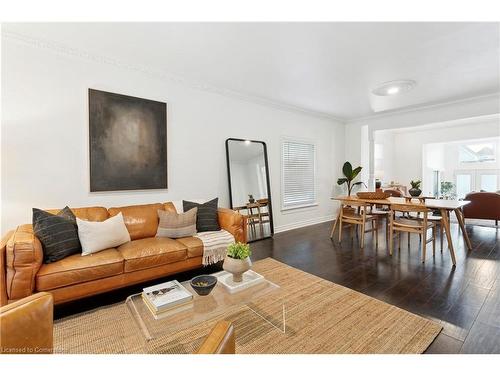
[347,92,500,124]
[389,113,500,134]
[1,30,346,123]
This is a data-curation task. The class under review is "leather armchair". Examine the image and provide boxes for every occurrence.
[0,292,53,354]
[197,321,235,354]
[463,192,500,225]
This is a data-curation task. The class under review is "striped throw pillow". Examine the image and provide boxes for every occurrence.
[183,198,220,232]
[156,207,198,238]
[33,206,82,263]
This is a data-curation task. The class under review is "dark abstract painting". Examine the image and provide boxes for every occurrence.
[89,89,167,192]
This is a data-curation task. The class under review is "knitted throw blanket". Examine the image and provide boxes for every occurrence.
[195,229,235,266]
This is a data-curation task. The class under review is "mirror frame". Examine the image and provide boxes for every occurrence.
[225,138,274,240]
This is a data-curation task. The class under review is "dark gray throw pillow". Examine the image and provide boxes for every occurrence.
[183,198,220,232]
[33,206,81,263]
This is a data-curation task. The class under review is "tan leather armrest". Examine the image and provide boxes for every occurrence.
[0,231,14,306]
[6,225,44,301]
[196,320,235,354]
[218,208,247,243]
[0,292,53,354]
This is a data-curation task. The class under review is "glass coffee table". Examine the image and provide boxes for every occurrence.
[126,271,286,341]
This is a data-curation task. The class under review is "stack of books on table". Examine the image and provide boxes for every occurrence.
[142,280,193,319]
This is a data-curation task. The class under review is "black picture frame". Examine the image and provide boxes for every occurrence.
[225,138,274,241]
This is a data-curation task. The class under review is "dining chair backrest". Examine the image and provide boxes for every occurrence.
[340,200,371,219]
[340,200,369,208]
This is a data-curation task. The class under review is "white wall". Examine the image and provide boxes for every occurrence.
[1,36,345,234]
[372,117,500,195]
[345,94,500,169]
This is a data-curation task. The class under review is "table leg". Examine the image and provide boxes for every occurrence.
[440,208,456,266]
[330,211,340,238]
[454,208,472,251]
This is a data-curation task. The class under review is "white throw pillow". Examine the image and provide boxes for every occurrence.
[77,212,131,256]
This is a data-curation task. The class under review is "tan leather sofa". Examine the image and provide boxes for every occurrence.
[0,202,246,306]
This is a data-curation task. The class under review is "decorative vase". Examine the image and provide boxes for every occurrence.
[409,188,422,197]
[248,195,255,203]
[223,256,252,282]
[375,180,382,189]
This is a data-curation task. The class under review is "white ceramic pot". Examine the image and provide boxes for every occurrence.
[223,256,252,282]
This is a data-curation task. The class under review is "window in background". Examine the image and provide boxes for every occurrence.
[282,140,316,209]
[456,173,472,199]
[459,142,496,163]
[480,174,498,192]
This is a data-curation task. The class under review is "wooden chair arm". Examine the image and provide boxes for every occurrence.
[196,321,235,354]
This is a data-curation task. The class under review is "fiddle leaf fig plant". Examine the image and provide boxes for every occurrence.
[337,161,366,196]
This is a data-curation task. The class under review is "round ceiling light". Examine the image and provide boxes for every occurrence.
[372,80,416,96]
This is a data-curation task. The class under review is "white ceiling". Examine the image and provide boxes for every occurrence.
[3,22,500,119]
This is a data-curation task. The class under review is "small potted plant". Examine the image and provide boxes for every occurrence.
[409,180,422,197]
[223,242,252,282]
[248,194,255,203]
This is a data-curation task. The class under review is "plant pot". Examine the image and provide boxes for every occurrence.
[223,256,252,282]
[248,198,255,203]
[409,188,422,197]
[375,180,382,189]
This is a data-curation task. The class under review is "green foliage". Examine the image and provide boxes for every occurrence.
[440,181,455,198]
[227,242,251,259]
[337,161,366,196]
[410,180,422,189]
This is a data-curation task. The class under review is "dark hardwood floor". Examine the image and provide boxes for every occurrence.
[55,220,500,354]
[250,220,500,354]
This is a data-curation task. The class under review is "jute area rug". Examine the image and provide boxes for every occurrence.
[54,258,441,354]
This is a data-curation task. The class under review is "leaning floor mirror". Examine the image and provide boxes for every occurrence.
[226,138,274,242]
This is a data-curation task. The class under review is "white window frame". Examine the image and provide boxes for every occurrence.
[280,137,318,211]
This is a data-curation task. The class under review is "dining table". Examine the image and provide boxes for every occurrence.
[330,195,472,266]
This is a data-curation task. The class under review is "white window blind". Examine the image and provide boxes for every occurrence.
[282,140,316,209]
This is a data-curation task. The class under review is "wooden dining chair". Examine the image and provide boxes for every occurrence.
[404,197,446,252]
[337,201,379,248]
[388,203,437,263]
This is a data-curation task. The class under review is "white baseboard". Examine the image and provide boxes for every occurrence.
[274,215,334,234]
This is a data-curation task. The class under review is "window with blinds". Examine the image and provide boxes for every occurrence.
[282,140,316,209]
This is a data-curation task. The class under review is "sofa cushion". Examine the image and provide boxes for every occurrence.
[77,213,131,256]
[46,206,109,222]
[36,248,124,291]
[108,203,164,240]
[117,237,187,272]
[33,207,82,264]
[176,236,204,258]
[183,198,220,232]
[156,207,198,239]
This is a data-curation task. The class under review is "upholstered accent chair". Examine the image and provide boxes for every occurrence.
[463,192,500,226]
